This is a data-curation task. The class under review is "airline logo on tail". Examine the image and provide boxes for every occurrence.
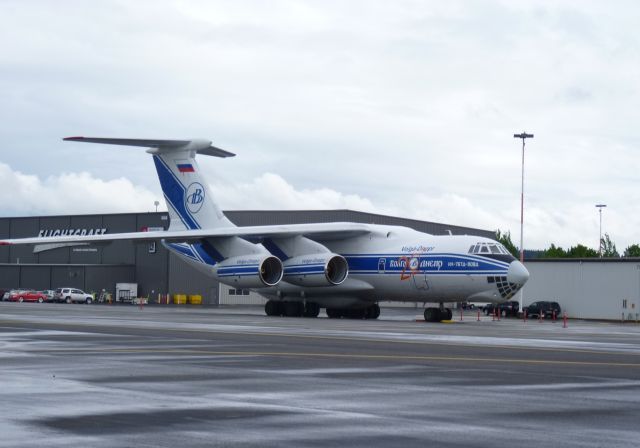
[186,183,205,213]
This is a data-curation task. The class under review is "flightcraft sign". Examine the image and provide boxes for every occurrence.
[38,228,108,237]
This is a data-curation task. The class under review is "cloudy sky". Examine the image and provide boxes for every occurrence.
[1,0,638,251]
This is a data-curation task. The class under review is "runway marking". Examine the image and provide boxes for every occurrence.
[2,318,640,358]
[24,347,640,368]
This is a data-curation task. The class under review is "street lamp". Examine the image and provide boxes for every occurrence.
[154,200,160,212]
[513,132,534,263]
[596,204,607,257]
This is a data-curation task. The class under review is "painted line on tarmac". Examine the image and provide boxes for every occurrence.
[25,347,640,368]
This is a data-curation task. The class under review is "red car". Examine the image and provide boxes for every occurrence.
[8,290,47,303]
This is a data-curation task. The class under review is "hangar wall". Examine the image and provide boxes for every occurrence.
[523,259,640,320]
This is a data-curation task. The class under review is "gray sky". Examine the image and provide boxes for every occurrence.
[1,0,638,251]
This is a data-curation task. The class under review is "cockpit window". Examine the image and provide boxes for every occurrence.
[470,242,511,255]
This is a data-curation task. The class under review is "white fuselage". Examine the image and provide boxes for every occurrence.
[166,224,526,308]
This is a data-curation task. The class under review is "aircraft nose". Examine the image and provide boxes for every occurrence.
[507,260,529,285]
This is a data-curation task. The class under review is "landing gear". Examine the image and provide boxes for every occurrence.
[265,300,320,318]
[265,300,282,316]
[326,303,380,320]
[423,306,452,322]
[303,302,320,318]
[265,300,380,320]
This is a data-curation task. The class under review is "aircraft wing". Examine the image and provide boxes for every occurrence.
[0,222,372,247]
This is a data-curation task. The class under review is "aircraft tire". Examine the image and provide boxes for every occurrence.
[303,302,320,318]
[444,308,452,320]
[265,300,281,316]
[283,301,303,317]
[424,307,441,322]
[326,308,341,318]
[366,304,380,320]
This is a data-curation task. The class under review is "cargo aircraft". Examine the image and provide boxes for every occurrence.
[0,137,529,321]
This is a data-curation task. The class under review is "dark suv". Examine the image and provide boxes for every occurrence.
[483,300,519,317]
[525,301,561,319]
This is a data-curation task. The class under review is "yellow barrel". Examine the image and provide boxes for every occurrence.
[188,294,202,305]
[173,294,187,304]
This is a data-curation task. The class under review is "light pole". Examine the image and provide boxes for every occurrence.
[154,200,159,212]
[596,204,606,257]
[513,132,534,263]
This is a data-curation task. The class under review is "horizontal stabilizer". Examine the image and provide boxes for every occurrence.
[63,137,235,158]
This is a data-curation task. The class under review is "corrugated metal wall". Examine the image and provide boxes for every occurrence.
[523,260,640,320]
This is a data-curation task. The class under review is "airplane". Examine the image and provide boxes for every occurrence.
[0,137,529,322]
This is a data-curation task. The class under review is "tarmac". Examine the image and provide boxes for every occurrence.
[1,302,640,447]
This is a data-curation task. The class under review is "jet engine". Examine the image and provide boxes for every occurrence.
[214,255,283,288]
[282,253,349,287]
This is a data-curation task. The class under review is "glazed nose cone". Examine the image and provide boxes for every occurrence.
[507,260,529,285]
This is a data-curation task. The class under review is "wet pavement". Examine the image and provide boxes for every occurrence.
[1,303,640,447]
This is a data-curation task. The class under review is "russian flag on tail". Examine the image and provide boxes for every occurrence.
[177,162,195,173]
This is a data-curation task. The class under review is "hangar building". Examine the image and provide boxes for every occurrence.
[0,210,494,305]
[523,259,640,321]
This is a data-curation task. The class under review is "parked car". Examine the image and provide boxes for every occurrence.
[483,300,520,317]
[5,290,26,301]
[39,290,56,302]
[8,290,47,303]
[525,301,562,319]
[54,288,94,304]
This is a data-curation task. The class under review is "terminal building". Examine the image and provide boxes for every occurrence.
[0,210,494,305]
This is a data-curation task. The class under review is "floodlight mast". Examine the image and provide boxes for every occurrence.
[513,132,534,263]
[596,204,607,257]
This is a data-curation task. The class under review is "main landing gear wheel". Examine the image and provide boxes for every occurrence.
[423,307,452,322]
[265,300,282,316]
[326,305,380,320]
[303,302,320,318]
[365,304,380,319]
[283,301,303,317]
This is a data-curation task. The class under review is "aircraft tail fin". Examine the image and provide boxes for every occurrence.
[63,137,236,230]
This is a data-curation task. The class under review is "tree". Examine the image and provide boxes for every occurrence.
[567,244,598,258]
[623,244,640,257]
[542,244,567,258]
[495,230,519,258]
[600,233,619,257]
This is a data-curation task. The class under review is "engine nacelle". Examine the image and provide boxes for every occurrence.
[283,253,349,287]
[214,255,283,288]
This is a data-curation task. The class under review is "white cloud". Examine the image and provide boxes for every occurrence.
[0,1,638,252]
[0,163,161,216]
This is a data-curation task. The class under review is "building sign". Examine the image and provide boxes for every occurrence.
[38,228,108,237]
